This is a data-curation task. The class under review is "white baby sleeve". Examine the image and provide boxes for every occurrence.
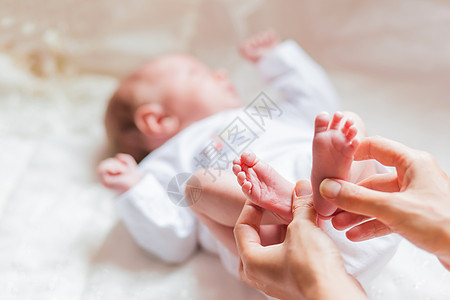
[115,174,198,264]
[257,40,340,123]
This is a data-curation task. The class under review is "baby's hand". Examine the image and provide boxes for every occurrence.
[98,153,142,194]
[240,30,280,63]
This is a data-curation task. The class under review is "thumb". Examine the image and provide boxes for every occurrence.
[319,179,394,220]
[291,180,316,223]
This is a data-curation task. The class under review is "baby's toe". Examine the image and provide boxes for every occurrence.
[242,181,252,194]
[232,164,242,175]
[342,137,359,158]
[346,126,358,142]
[314,112,330,134]
[237,171,247,186]
[350,139,360,151]
[342,119,354,135]
[329,112,344,130]
[241,152,258,167]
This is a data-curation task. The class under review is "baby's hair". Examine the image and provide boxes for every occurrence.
[104,84,151,163]
[105,56,188,162]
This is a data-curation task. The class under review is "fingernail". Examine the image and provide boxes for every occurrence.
[320,179,341,199]
[294,180,312,197]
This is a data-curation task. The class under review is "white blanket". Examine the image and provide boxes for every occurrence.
[0,52,449,300]
[1,1,450,298]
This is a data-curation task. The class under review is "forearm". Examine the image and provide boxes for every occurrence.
[189,169,287,226]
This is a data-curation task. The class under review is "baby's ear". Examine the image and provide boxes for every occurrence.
[134,103,179,137]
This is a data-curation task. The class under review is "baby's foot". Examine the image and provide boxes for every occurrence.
[311,112,359,217]
[233,152,294,223]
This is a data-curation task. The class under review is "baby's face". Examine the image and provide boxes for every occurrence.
[148,55,242,129]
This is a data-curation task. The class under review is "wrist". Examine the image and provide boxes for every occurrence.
[116,174,142,194]
[301,271,367,300]
[126,175,142,192]
[436,225,450,270]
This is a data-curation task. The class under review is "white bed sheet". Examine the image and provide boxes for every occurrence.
[1,1,450,298]
[0,52,449,300]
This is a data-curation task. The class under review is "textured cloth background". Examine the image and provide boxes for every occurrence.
[1,1,450,299]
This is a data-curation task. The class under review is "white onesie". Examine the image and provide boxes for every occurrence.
[115,40,400,287]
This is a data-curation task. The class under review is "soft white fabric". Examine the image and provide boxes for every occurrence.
[116,40,399,288]
[4,2,450,295]
[2,45,450,300]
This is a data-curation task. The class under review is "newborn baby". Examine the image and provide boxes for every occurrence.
[103,51,242,166]
[98,31,400,292]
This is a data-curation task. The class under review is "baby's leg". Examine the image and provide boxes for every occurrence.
[187,170,285,255]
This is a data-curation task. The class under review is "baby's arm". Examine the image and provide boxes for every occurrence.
[98,154,198,264]
[240,30,339,124]
[98,153,142,193]
[115,173,198,264]
[240,30,280,63]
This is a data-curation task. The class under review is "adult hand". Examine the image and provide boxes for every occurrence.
[234,180,366,300]
[319,136,450,270]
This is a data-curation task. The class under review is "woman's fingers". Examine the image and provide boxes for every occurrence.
[330,172,399,231]
[320,179,399,222]
[357,172,399,192]
[234,200,284,293]
[354,136,414,174]
[332,211,372,231]
[234,200,264,257]
[291,180,315,223]
[345,219,392,242]
[234,180,364,299]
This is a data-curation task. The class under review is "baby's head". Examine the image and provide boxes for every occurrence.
[105,54,241,162]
